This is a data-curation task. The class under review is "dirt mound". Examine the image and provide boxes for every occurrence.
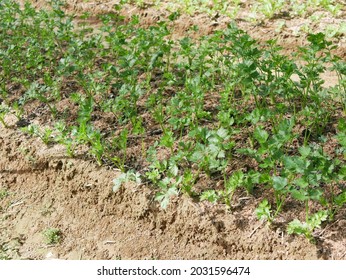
[1,120,345,259]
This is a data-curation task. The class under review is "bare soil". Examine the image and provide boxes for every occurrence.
[1,0,346,260]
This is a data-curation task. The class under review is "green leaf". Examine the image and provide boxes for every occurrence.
[146,169,160,183]
[155,187,178,209]
[168,163,179,177]
[237,148,261,162]
[290,188,309,201]
[225,170,244,192]
[334,191,346,207]
[245,108,260,124]
[255,199,272,222]
[149,51,163,69]
[338,119,346,132]
[208,158,222,171]
[208,143,222,157]
[113,170,141,192]
[168,11,180,21]
[293,177,309,188]
[190,149,204,163]
[112,173,127,192]
[283,156,309,173]
[338,166,346,180]
[337,133,346,147]
[308,188,323,201]
[200,190,218,203]
[272,176,288,191]
[160,131,174,148]
[299,146,311,158]
[216,127,229,140]
[254,127,269,144]
[287,219,308,235]
[309,210,328,229]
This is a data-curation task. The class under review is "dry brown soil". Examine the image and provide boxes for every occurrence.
[1,0,346,260]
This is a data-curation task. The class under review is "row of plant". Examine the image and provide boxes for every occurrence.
[1,0,346,241]
[122,0,344,19]
[122,0,346,41]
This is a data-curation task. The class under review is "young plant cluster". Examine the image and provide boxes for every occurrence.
[1,0,346,242]
[123,0,343,20]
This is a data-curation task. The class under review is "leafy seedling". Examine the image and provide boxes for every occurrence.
[113,170,141,193]
[0,104,10,128]
[256,199,273,224]
[220,170,244,207]
[287,210,328,242]
[155,177,180,210]
[43,228,62,245]
[200,190,219,204]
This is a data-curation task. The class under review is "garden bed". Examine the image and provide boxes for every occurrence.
[1,0,346,259]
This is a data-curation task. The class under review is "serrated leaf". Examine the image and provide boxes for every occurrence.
[254,127,269,144]
[190,149,204,163]
[272,176,288,191]
[200,190,218,203]
[216,127,229,140]
[168,163,179,177]
[129,171,142,184]
[245,108,261,124]
[237,148,261,162]
[259,172,271,184]
[338,166,346,180]
[159,177,171,188]
[290,188,309,201]
[226,170,244,192]
[338,119,346,131]
[160,131,174,148]
[112,170,141,192]
[208,158,222,170]
[334,191,346,206]
[155,187,178,209]
[282,156,295,170]
[287,219,308,235]
[217,149,226,159]
[309,210,328,229]
[208,143,221,157]
[337,133,346,147]
[255,199,272,222]
[283,156,309,173]
[299,146,311,158]
[308,188,323,201]
[293,177,309,188]
[112,173,127,192]
[277,118,294,133]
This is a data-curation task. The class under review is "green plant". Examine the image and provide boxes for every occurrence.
[254,0,285,19]
[155,178,180,209]
[0,103,10,128]
[43,228,62,245]
[297,33,332,107]
[180,169,198,196]
[200,190,219,203]
[287,210,328,242]
[113,170,142,192]
[336,120,346,162]
[189,127,234,176]
[109,129,129,172]
[0,188,9,200]
[219,170,244,207]
[256,199,273,224]
[21,124,54,145]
